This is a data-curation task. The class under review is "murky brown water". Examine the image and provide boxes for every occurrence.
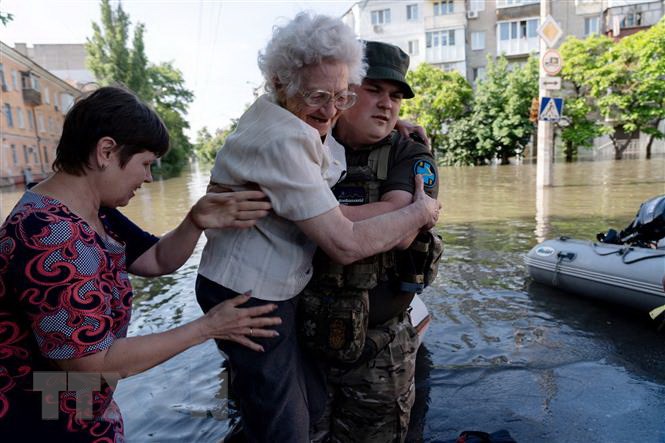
[2,156,664,442]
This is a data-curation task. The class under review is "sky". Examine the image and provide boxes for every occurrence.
[1,0,355,138]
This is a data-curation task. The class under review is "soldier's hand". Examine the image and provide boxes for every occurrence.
[413,175,440,229]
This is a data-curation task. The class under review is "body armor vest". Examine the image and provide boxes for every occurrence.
[309,140,396,292]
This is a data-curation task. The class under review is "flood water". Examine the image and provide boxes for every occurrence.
[2,157,664,442]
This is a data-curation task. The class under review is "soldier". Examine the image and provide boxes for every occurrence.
[303,41,440,443]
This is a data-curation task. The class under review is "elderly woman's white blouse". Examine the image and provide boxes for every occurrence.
[198,94,345,301]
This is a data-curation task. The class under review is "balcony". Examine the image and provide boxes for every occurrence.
[424,13,466,30]
[496,2,539,21]
[603,0,663,38]
[497,36,539,57]
[22,87,42,107]
[21,72,42,106]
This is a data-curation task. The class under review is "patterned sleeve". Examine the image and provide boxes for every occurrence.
[382,136,439,199]
[10,211,118,360]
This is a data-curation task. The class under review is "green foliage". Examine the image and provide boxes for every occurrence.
[86,0,195,176]
[194,120,238,164]
[437,116,479,166]
[401,63,472,152]
[584,19,665,159]
[559,35,613,161]
[0,10,14,26]
[148,62,194,168]
[465,55,538,165]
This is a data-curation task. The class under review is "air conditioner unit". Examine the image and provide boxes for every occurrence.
[467,10,479,19]
[373,24,384,33]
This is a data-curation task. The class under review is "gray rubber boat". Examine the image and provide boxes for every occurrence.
[525,237,665,311]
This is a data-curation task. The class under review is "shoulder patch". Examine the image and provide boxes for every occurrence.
[413,160,436,188]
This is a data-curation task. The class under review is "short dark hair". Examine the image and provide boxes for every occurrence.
[53,86,169,175]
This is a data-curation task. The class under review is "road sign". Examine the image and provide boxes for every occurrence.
[538,15,563,48]
[540,76,561,90]
[541,49,563,76]
[539,97,564,122]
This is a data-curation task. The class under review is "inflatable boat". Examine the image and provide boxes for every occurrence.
[525,195,665,313]
[525,237,665,311]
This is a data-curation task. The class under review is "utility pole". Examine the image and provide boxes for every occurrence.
[536,0,553,188]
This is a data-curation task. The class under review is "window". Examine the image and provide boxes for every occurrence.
[23,145,29,163]
[471,31,485,50]
[44,86,50,104]
[43,146,49,164]
[498,0,538,7]
[11,70,18,90]
[0,63,6,90]
[371,9,391,25]
[406,4,419,20]
[11,145,17,165]
[3,103,13,127]
[426,30,456,48]
[31,146,38,164]
[54,92,60,110]
[37,113,45,132]
[473,67,486,81]
[469,0,486,11]
[48,116,54,133]
[16,107,24,129]
[61,93,74,113]
[621,12,643,28]
[584,17,599,36]
[434,0,454,16]
[499,19,539,40]
[27,109,34,130]
[408,40,420,55]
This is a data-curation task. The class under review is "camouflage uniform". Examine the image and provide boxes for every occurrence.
[308,130,438,443]
[313,313,418,443]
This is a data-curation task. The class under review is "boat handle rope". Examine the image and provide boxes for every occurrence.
[621,251,665,265]
[591,242,665,264]
[552,252,575,286]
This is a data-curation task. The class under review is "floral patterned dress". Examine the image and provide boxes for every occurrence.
[0,191,158,441]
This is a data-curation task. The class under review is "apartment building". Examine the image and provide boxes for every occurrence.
[0,41,79,186]
[14,43,95,89]
[342,0,664,84]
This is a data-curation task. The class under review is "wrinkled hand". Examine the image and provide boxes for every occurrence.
[413,174,440,229]
[201,293,282,352]
[395,118,431,148]
[189,190,271,230]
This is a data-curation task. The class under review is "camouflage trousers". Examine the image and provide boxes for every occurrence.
[312,313,419,443]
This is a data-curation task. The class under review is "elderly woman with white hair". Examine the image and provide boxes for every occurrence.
[196,13,439,442]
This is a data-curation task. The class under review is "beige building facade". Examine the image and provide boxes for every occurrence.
[0,41,80,186]
[342,0,664,83]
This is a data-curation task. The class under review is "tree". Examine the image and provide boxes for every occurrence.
[469,55,538,165]
[400,63,472,154]
[0,10,13,26]
[86,0,133,87]
[148,62,194,164]
[194,121,238,164]
[586,19,665,159]
[624,18,665,159]
[86,0,195,176]
[496,55,539,164]
[559,35,612,161]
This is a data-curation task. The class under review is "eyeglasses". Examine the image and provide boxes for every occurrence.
[300,89,358,111]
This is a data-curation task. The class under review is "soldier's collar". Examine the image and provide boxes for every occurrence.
[335,130,397,152]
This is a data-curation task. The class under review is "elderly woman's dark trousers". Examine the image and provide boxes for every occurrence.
[196,274,326,443]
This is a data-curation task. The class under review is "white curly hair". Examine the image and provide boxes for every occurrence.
[258,12,367,98]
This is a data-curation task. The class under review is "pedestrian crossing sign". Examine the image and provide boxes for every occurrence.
[539,97,564,122]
